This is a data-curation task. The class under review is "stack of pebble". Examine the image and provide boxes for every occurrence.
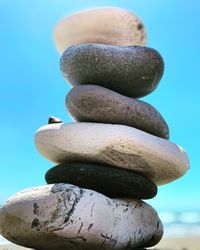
[0,7,189,250]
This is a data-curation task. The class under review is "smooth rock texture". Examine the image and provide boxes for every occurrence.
[60,44,164,98]
[53,7,146,54]
[45,162,157,199]
[66,85,169,139]
[35,123,189,185]
[48,116,62,124]
[0,184,163,249]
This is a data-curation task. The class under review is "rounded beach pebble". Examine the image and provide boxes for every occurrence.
[34,123,189,185]
[45,162,157,199]
[53,7,146,54]
[60,44,164,98]
[66,85,169,139]
[0,184,163,249]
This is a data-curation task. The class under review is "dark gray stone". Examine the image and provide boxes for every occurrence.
[60,44,164,98]
[45,162,157,199]
[48,116,62,124]
[66,85,169,139]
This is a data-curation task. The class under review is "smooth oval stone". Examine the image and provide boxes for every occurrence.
[60,44,164,98]
[0,184,163,249]
[35,123,189,185]
[53,7,146,54]
[66,85,169,139]
[45,162,157,199]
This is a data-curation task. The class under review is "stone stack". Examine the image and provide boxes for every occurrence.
[0,7,189,250]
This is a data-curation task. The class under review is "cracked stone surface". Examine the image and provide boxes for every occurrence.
[0,184,163,249]
[53,7,146,54]
[66,85,169,139]
[35,122,189,185]
[60,44,164,98]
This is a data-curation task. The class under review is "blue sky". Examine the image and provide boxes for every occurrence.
[0,0,199,212]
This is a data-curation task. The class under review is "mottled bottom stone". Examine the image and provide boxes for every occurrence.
[0,184,163,249]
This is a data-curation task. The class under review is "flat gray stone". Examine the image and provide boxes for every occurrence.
[34,123,189,185]
[45,162,157,199]
[60,44,164,98]
[66,85,169,139]
[0,184,163,249]
[53,7,146,54]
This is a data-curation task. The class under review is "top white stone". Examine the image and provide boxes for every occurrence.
[35,123,189,185]
[53,7,146,54]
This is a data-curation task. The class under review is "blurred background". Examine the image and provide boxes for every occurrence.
[0,0,200,244]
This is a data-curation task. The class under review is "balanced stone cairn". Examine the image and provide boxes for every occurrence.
[0,7,189,250]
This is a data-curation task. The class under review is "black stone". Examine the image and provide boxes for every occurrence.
[60,44,164,98]
[45,162,157,199]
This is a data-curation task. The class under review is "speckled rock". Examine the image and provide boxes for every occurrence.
[66,85,169,139]
[0,184,163,249]
[45,162,157,199]
[53,7,146,54]
[35,123,189,185]
[60,44,164,98]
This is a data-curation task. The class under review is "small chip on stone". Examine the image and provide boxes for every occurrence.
[48,116,62,124]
